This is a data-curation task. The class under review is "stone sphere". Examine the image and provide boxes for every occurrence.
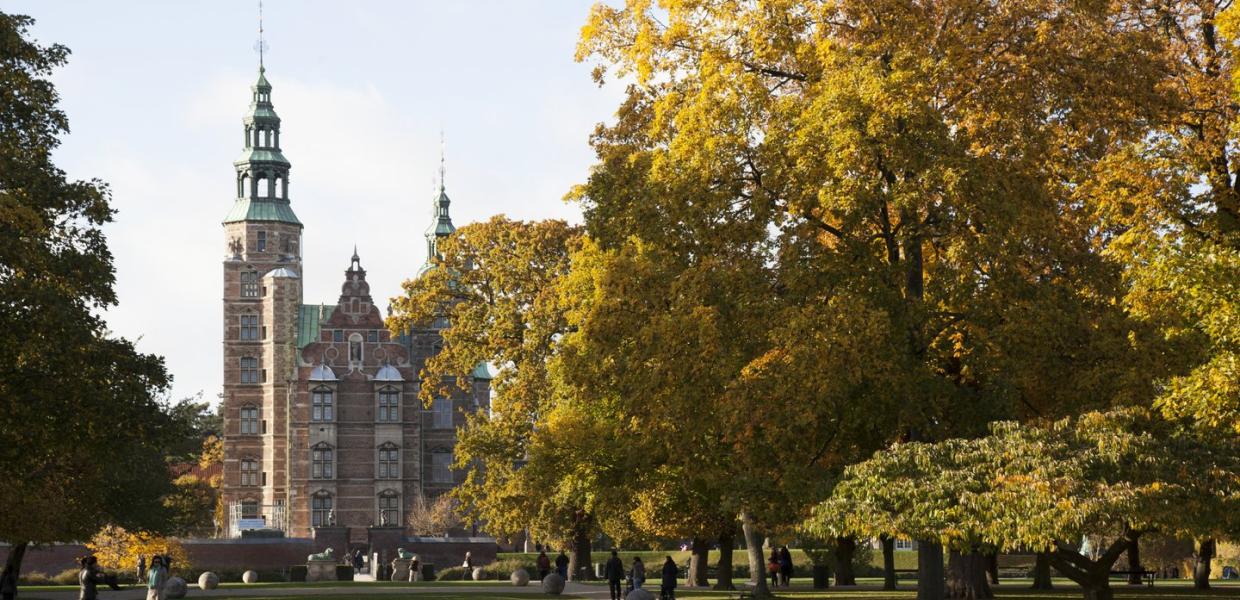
[541,572,566,595]
[198,571,219,590]
[510,568,530,586]
[242,570,258,584]
[164,577,187,599]
[472,566,486,581]
[626,588,654,600]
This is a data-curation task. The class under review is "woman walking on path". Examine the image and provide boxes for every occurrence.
[660,556,678,600]
[537,551,551,580]
[145,555,167,600]
[632,557,646,589]
[778,546,793,587]
[767,550,780,588]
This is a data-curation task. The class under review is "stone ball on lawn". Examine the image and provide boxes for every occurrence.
[198,571,219,590]
[472,566,486,581]
[242,570,258,584]
[626,588,654,600]
[510,568,530,586]
[164,577,187,599]
[541,572,565,594]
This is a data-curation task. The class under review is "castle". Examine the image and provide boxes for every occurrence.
[218,66,490,540]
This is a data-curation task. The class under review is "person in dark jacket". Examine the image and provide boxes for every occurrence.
[555,551,569,579]
[778,546,793,587]
[604,550,625,600]
[631,557,646,588]
[353,549,365,574]
[660,556,678,600]
[536,551,551,580]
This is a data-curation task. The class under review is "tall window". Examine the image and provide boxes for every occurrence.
[432,398,452,429]
[240,405,259,434]
[377,388,399,422]
[257,231,267,252]
[378,492,400,526]
[377,444,399,479]
[312,444,334,479]
[240,458,259,486]
[312,387,333,421]
[240,314,259,340]
[431,452,453,483]
[240,357,259,384]
[240,270,259,298]
[312,494,333,527]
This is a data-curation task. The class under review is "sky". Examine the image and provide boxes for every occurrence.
[10,0,622,404]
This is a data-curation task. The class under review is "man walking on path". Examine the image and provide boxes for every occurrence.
[555,551,569,579]
[605,550,625,600]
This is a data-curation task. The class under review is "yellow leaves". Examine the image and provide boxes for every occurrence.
[87,526,186,572]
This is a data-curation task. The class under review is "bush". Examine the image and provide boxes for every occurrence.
[18,571,51,585]
[290,565,307,582]
[437,566,468,580]
[335,564,353,581]
[53,568,81,585]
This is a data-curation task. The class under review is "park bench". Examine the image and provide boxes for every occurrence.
[1109,570,1156,588]
[892,568,919,579]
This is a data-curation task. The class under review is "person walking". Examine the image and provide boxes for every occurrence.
[604,550,625,600]
[145,555,167,600]
[632,557,646,589]
[660,556,678,600]
[779,546,793,587]
[352,550,364,575]
[555,551,569,579]
[409,555,420,582]
[767,550,780,589]
[135,555,145,584]
[462,551,474,580]
[536,551,551,580]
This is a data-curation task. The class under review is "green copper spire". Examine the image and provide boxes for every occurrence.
[224,66,300,225]
[419,139,456,275]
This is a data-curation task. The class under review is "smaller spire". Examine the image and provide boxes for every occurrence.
[350,245,362,271]
[439,129,446,192]
[255,0,268,70]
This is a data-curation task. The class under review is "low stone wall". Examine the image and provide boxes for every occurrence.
[182,537,317,570]
[0,544,88,575]
[398,536,496,572]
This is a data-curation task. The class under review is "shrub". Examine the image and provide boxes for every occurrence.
[18,571,51,585]
[437,566,468,580]
[290,565,307,582]
[335,565,353,581]
[53,568,81,585]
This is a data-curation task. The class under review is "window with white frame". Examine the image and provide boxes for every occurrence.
[312,387,333,421]
[240,458,259,486]
[240,405,259,434]
[432,397,452,429]
[241,270,259,298]
[312,443,334,479]
[377,388,399,422]
[312,493,333,527]
[895,539,915,551]
[240,357,259,384]
[431,452,453,483]
[377,444,399,479]
[240,314,259,340]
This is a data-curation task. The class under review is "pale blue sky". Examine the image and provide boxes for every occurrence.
[10,1,620,403]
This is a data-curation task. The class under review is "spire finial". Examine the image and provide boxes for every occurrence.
[255,0,268,71]
[438,129,446,192]
[352,244,359,261]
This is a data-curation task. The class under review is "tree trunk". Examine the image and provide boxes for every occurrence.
[566,514,593,581]
[881,535,897,591]
[714,529,736,591]
[833,536,857,586]
[1082,583,1114,600]
[741,511,771,598]
[1125,530,1142,586]
[1,541,27,599]
[986,551,998,585]
[1031,552,1053,590]
[688,537,710,587]
[1194,538,1215,590]
[917,540,945,600]
[1048,538,1127,600]
[946,550,993,599]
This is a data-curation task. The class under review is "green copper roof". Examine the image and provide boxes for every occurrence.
[235,148,290,165]
[223,198,302,225]
[255,68,271,90]
[297,304,336,349]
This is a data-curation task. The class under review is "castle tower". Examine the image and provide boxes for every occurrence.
[221,66,303,535]
[418,157,456,276]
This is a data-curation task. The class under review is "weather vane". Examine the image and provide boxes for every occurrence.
[254,0,269,69]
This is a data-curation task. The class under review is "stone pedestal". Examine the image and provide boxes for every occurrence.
[391,558,412,581]
[306,560,338,582]
[312,526,350,561]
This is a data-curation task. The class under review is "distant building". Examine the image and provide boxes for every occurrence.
[218,66,490,539]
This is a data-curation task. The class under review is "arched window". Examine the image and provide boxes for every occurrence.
[240,405,259,434]
[311,492,333,527]
[311,443,334,479]
[312,387,334,422]
[377,490,400,526]
[377,387,399,422]
[240,270,259,298]
[240,458,259,486]
[377,443,399,479]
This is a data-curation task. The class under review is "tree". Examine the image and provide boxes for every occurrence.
[575,1,1161,597]
[86,527,186,576]
[810,410,1240,600]
[0,12,180,590]
[386,217,594,575]
[406,494,459,537]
